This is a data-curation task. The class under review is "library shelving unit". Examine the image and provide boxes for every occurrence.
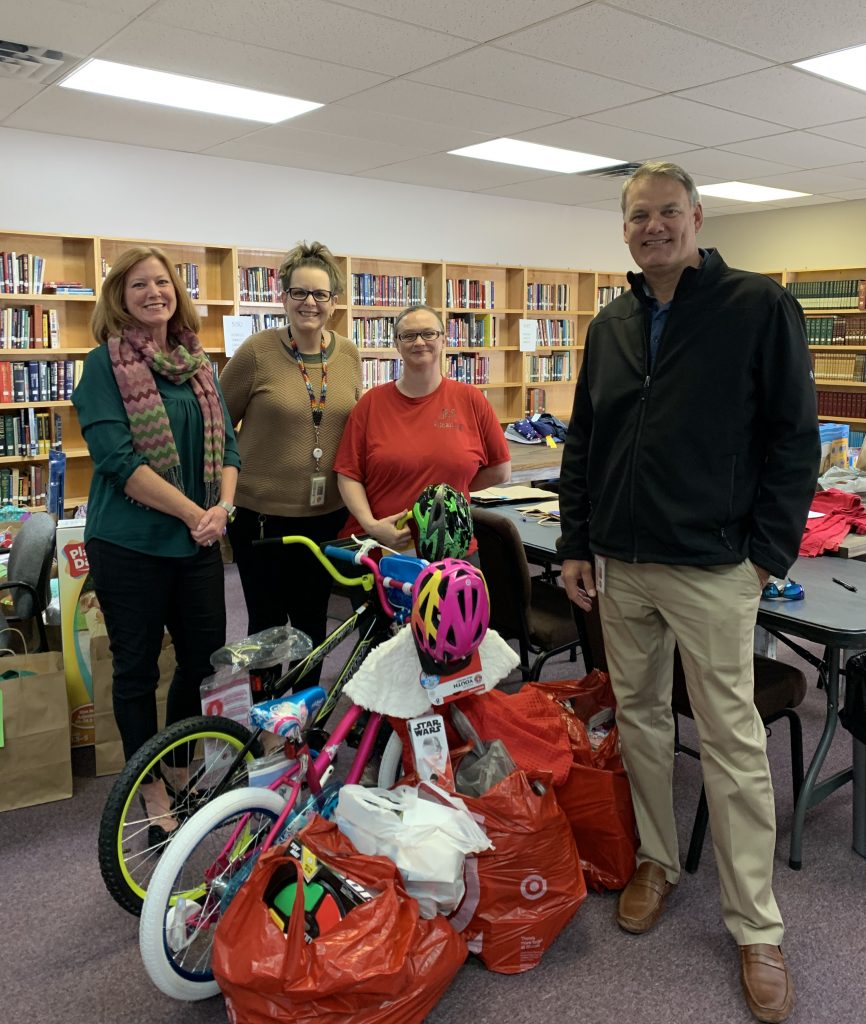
[785,266,866,433]
[0,230,100,511]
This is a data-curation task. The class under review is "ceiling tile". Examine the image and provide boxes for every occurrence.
[678,67,866,130]
[515,118,695,162]
[326,0,584,42]
[291,105,494,153]
[0,79,43,120]
[99,21,388,101]
[480,174,624,204]
[579,197,626,214]
[826,187,866,200]
[204,127,426,173]
[750,167,866,192]
[661,148,797,179]
[336,80,563,135]
[3,86,258,152]
[0,0,132,53]
[148,0,474,75]
[722,131,866,169]
[407,46,654,117]
[805,161,866,182]
[493,5,771,91]
[587,96,790,147]
[358,152,552,191]
[606,0,866,63]
[810,118,866,147]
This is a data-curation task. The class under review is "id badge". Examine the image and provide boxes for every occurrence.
[594,554,606,595]
[309,474,326,507]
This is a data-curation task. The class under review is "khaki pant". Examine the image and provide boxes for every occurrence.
[599,558,783,945]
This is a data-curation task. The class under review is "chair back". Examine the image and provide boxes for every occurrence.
[6,512,56,618]
[574,598,608,673]
[470,508,532,643]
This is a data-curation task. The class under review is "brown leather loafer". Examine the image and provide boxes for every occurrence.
[616,861,674,934]
[739,944,795,1023]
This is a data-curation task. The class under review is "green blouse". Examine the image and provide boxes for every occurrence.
[72,344,241,558]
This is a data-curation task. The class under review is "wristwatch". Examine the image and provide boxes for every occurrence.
[218,500,237,523]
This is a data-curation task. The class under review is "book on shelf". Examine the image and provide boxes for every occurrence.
[446,278,494,310]
[527,283,571,311]
[446,312,496,348]
[42,281,94,295]
[527,387,546,415]
[1,252,46,295]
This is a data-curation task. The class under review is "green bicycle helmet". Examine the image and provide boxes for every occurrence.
[412,483,473,561]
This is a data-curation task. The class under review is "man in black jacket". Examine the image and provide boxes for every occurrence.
[559,161,819,1024]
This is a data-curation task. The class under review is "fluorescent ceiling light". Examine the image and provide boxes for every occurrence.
[794,44,866,92]
[449,138,621,173]
[59,59,322,123]
[698,182,811,202]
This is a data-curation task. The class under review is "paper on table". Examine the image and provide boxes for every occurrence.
[518,499,561,516]
[471,485,558,504]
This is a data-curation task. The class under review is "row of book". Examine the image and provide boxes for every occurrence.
[0,359,83,404]
[352,274,426,307]
[1,251,46,295]
[534,319,574,346]
[527,284,571,311]
[246,313,287,334]
[174,263,200,299]
[446,313,497,347]
[526,387,546,416]
[445,279,494,310]
[806,315,866,345]
[0,464,47,507]
[352,316,397,348]
[0,304,61,348]
[526,352,572,383]
[0,409,60,457]
[360,358,400,388]
[238,266,280,304]
[445,355,490,385]
[817,391,866,419]
[598,285,625,310]
[812,352,866,382]
[788,279,866,310]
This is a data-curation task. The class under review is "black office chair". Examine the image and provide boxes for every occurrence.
[0,512,56,652]
[471,507,580,681]
[672,647,807,873]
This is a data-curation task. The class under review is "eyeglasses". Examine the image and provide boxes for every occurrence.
[396,329,443,343]
[285,287,335,303]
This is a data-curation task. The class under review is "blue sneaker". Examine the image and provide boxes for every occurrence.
[762,578,805,601]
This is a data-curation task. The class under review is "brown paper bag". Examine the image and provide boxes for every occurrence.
[0,651,73,812]
[92,634,175,777]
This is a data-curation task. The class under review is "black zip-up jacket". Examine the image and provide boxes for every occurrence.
[557,249,820,579]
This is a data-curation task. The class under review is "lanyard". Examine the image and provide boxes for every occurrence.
[288,332,328,469]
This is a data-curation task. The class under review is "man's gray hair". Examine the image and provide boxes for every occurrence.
[621,161,700,214]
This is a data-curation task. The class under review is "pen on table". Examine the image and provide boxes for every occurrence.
[832,577,858,593]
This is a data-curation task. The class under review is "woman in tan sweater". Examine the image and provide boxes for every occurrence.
[220,241,361,686]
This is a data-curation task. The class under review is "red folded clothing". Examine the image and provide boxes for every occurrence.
[799,488,866,557]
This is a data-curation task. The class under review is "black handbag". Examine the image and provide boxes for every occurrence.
[840,652,866,744]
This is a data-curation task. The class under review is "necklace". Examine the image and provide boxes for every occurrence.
[288,331,328,470]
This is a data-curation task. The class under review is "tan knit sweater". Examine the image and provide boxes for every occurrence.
[220,328,362,517]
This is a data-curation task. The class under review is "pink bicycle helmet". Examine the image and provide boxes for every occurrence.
[411,559,490,674]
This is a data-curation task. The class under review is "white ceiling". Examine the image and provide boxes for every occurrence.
[3,0,866,218]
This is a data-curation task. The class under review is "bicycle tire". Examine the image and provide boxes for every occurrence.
[377,730,405,789]
[139,786,286,1001]
[98,716,263,916]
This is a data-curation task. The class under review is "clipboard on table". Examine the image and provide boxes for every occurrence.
[471,485,558,507]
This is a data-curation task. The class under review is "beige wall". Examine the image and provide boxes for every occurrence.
[701,200,866,273]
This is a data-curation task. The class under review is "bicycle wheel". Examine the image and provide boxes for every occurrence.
[377,730,405,789]
[139,786,286,1001]
[99,716,263,916]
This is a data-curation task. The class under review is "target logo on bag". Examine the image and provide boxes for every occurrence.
[520,874,548,901]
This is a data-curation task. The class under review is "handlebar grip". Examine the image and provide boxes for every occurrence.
[322,543,360,565]
[395,510,413,530]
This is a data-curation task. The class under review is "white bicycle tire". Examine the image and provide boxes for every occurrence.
[377,731,405,789]
[139,786,287,1001]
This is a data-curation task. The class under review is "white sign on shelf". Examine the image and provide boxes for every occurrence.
[222,315,254,357]
[518,319,537,352]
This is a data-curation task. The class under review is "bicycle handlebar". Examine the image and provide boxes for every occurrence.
[253,535,375,592]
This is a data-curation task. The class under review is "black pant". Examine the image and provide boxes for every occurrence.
[227,506,348,686]
[86,539,226,762]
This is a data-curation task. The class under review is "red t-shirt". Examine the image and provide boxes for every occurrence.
[333,378,510,539]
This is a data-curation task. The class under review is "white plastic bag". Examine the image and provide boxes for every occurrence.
[334,782,492,918]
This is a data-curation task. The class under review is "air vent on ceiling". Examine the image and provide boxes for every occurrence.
[0,40,84,85]
[580,161,643,178]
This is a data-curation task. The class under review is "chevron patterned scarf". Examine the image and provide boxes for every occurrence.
[107,326,225,507]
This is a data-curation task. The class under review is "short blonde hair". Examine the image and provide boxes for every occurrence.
[621,160,700,215]
[278,241,345,297]
[91,245,201,343]
[393,304,445,338]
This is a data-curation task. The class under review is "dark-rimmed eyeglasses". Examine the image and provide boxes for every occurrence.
[285,287,336,302]
[396,329,443,343]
